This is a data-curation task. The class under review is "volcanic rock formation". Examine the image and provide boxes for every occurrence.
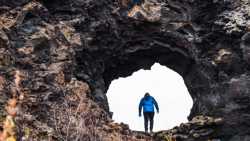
[0,0,250,141]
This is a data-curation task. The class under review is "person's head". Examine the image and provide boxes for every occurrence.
[144,92,150,97]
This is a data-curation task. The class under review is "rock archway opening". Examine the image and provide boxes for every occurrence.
[75,42,208,132]
[106,63,193,131]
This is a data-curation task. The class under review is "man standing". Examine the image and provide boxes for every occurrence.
[139,93,159,133]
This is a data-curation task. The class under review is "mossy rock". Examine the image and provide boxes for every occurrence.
[0,54,14,67]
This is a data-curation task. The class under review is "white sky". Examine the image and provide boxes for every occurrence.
[106,63,193,131]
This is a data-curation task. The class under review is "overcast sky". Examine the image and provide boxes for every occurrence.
[106,63,193,131]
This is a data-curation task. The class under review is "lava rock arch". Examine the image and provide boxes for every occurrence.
[0,0,250,140]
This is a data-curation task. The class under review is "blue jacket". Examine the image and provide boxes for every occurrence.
[139,95,159,114]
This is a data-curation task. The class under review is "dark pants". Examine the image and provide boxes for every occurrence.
[143,112,154,132]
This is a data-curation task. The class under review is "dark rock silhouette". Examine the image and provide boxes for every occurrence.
[0,0,249,140]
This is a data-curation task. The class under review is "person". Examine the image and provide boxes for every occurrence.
[139,92,159,133]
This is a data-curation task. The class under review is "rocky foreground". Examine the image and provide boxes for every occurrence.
[0,0,250,141]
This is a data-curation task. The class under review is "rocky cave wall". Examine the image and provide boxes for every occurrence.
[0,0,250,141]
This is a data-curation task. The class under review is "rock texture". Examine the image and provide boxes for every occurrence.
[0,0,250,141]
[154,116,224,141]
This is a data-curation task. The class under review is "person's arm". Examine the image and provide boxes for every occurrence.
[153,97,159,113]
[139,99,143,116]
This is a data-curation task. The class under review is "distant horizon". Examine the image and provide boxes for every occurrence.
[107,63,193,131]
